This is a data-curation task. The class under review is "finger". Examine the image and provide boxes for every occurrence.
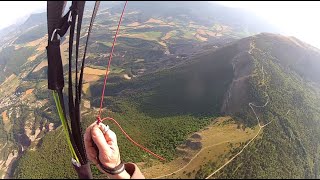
[86,144,98,164]
[99,123,117,145]
[91,125,112,155]
[84,123,98,164]
[84,122,96,147]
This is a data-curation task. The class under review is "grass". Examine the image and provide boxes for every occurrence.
[87,65,124,74]
[0,74,20,100]
[141,117,258,178]
[182,30,196,40]
[144,31,163,40]
[0,169,4,178]
[14,24,47,44]
[122,31,163,41]
[134,59,145,63]
[0,46,35,83]
[97,41,113,47]
[82,83,91,95]
[83,67,106,76]
[161,30,178,41]
[14,98,213,178]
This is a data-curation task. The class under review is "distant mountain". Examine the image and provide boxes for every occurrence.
[88,33,320,178]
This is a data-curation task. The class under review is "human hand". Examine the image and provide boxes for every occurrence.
[84,122,130,179]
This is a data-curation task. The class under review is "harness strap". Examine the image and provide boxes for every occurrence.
[47,1,67,90]
[46,0,83,168]
[78,1,101,103]
[73,1,87,164]
[68,1,86,165]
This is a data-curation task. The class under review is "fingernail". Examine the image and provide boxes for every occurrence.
[99,123,109,134]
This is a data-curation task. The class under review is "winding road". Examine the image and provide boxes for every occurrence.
[152,40,275,179]
[205,40,273,179]
[154,138,247,179]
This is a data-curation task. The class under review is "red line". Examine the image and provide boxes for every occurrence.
[96,1,166,161]
[100,117,166,161]
[98,1,128,118]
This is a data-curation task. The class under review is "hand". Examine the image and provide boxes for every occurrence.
[84,122,130,179]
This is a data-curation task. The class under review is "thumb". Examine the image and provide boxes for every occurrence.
[91,125,112,155]
[99,123,118,146]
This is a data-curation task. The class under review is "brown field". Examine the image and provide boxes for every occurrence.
[83,67,107,76]
[33,61,48,72]
[27,54,38,61]
[205,30,216,37]
[1,74,16,86]
[195,34,208,41]
[60,39,70,65]
[119,33,146,40]
[158,41,167,47]
[119,32,160,41]
[25,89,34,95]
[25,35,46,47]
[70,67,109,84]
[146,18,166,24]
[134,59,145,63]
[197,29,207,36]
[141,117,258,179]
[82,83,90,94]
[133,24,154,29]
[123,74,132,80]
[26,35,48,61]
[83,74,100,83]
[1,111,8,124]
[21,88,34,100]
[189,23,202,29]
[161,31,176,41]
[127,22,140,27]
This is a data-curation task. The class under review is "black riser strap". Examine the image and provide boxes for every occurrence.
[68,1,84,165]
[57,10,72,37]
[79,1,101,102]
[47,40,64,90]
[73,1,87,164]
[47,1,67,42]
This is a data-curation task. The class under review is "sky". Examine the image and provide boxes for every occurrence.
[215,1,320,48]
[0,1,320,48]
[0,1,46,29]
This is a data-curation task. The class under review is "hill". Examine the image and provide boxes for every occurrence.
[13,32,320,179]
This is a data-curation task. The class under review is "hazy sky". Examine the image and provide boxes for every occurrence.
[215,1,320,48]
[0,1,46,29]
[0,1,320,48]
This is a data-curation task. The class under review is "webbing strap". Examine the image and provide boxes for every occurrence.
[47,1,67,90]
[68,0,79,164]
[46,0,82,164]
[57,10,72,37]
[73,1,102,165]
[78,1,101,102]
[46,1,105,178]
[47,1,67,43]
[73,1,87,164]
